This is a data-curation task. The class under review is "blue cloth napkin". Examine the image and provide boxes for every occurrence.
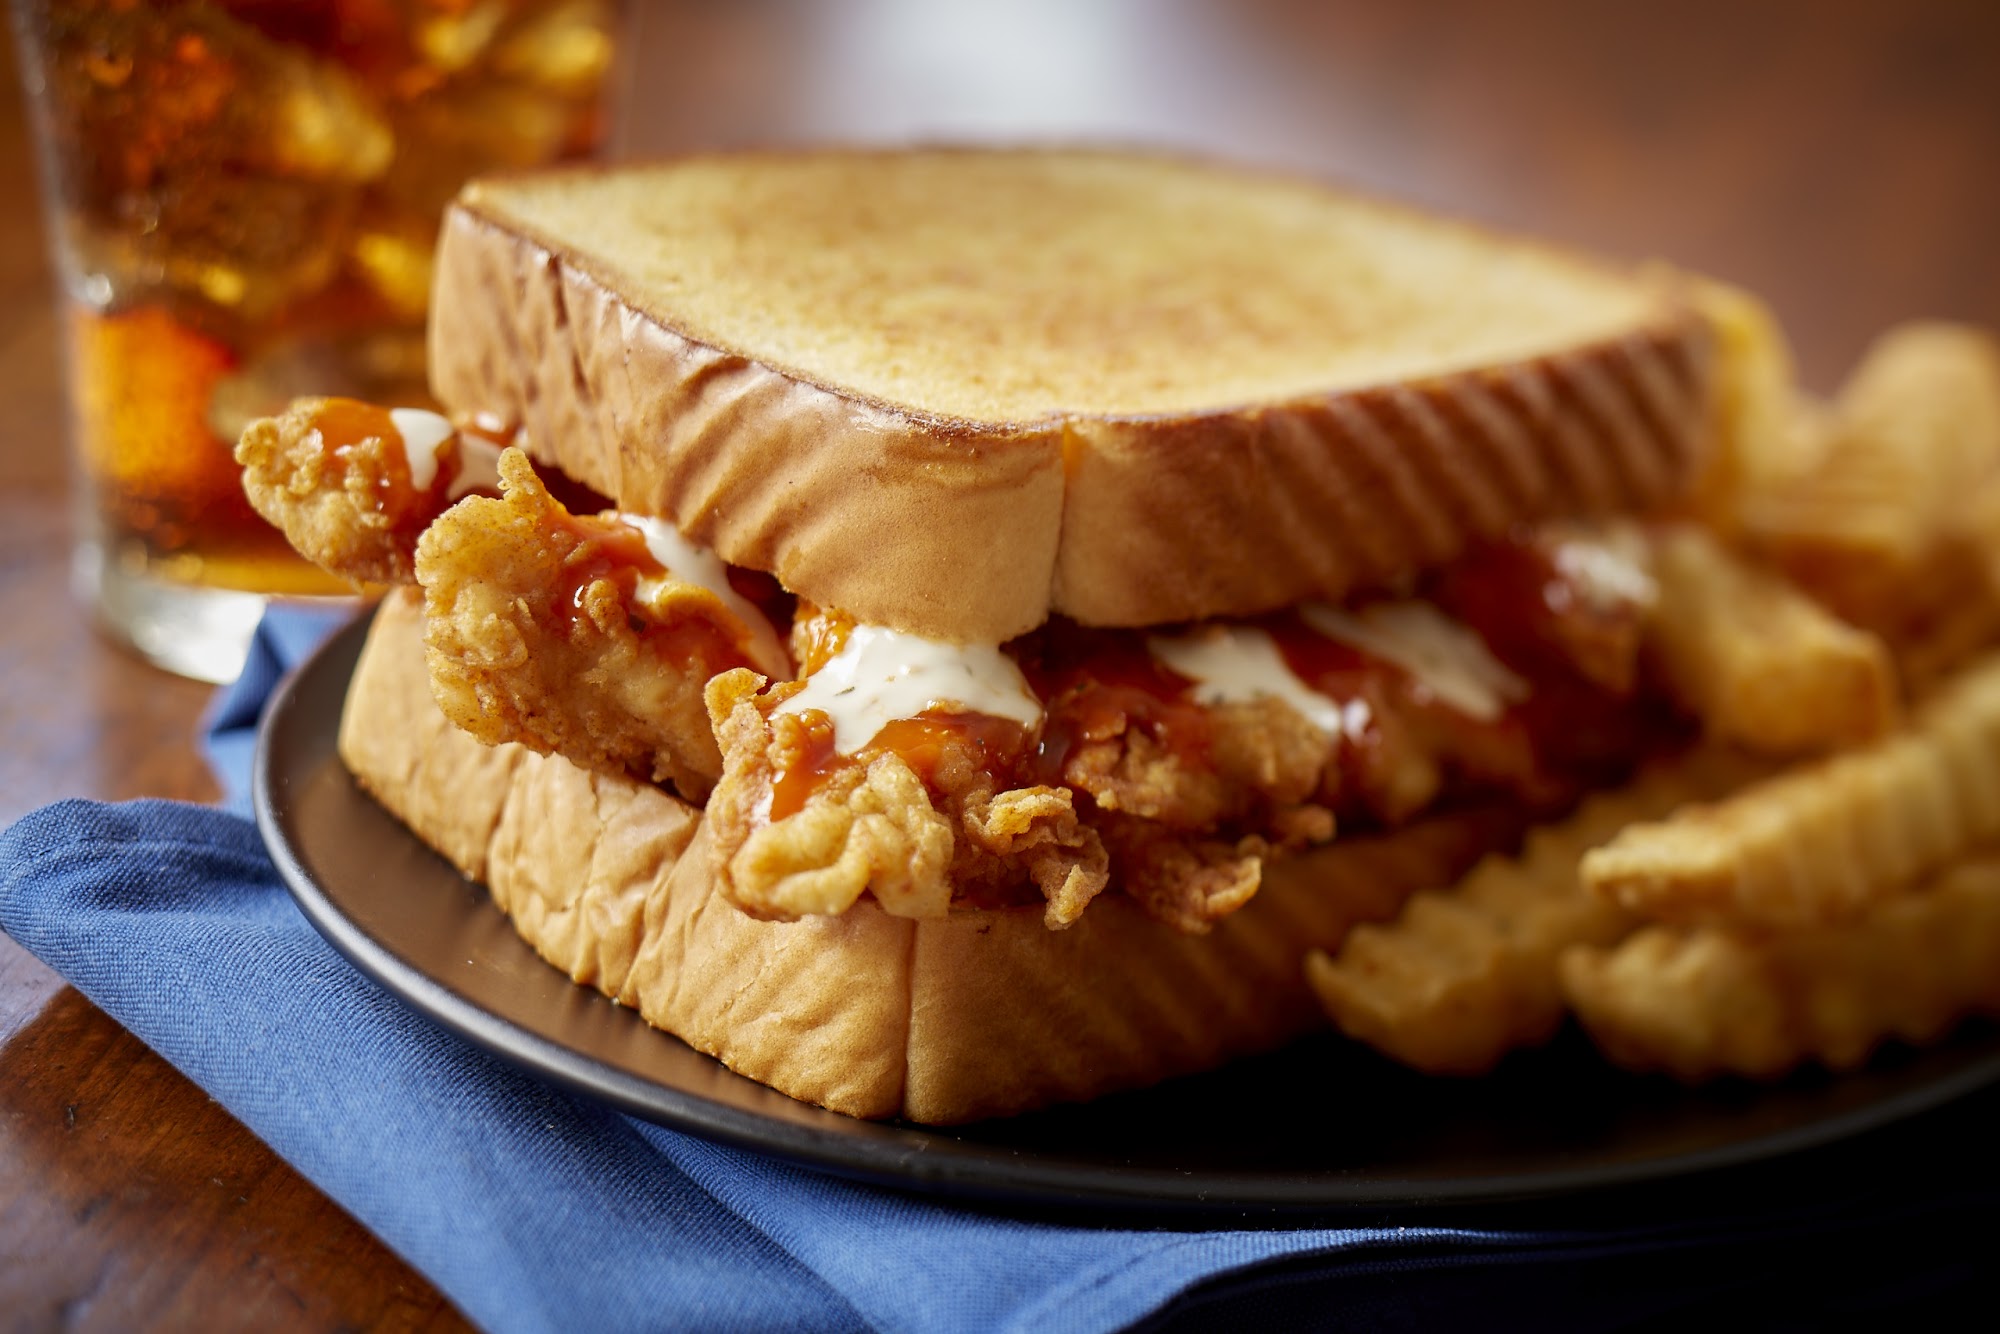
[2,609,1997,1332]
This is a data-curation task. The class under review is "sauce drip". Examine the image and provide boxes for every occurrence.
[306,397,462,549]
[1020,624,1211,785]
[767,708,1031,820]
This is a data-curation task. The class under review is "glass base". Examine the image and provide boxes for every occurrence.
[76,540,289,684]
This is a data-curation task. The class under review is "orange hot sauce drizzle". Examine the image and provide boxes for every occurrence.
[766,710,1036,821]
[1424,534,1676,779]
[307,396,464,549]
[763,623,1212,816]
[767,711,841,821]
[1022,624,1211,786]
[541,508,754,681]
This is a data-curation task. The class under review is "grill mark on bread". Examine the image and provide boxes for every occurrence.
[1383,385,1516,541]
[1258,409,1382,592]
[1564,349,1672,507]
[1618,333,1705,491]
[1446,375,1551,516]
[1503,362,1620,514]
[1328,397,1461,570]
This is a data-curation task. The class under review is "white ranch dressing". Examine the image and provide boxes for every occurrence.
[449,436,503,499]
[773,623,1043,754]
[387,407,453,491]
[1551,526,1658,613]
[1299,600,1527,722]
[1146,625,1345,738]
[618,514,789,677]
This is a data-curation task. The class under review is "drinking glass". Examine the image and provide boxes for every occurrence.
[11,0,622,680]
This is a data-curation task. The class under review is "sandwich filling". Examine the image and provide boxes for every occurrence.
[238,398,1688,935]
[704,524,1674,932]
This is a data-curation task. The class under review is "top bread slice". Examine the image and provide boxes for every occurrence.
[429,147,1714,643]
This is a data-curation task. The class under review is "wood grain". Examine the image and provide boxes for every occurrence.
[3,1,1999,1327]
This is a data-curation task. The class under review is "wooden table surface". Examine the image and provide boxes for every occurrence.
[3,1,1999,1327]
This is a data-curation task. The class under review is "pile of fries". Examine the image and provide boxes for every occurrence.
[1308,295,2000,1081]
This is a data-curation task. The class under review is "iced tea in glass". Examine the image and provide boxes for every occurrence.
[11,0,621,679]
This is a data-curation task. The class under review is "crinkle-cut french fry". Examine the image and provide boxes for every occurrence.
[1840,322,2000,489]
[1884,429,2000,689]
[1305,750,1763,1075]
[1895,553,2000,695]
[1561,854,2000,1080]
[1648,524,1899,754]
[1684,278,1821,528]
[1953,468,2000,595]
[1581,653,2000,928]
[1742,322,2000,634]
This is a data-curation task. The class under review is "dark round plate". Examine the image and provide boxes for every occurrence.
[257,611,2000,1216]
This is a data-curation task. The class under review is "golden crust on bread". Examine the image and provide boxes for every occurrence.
[428,149,1713,642]
[340,594,1515,1121]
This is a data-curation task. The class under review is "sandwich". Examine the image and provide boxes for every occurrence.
[237,147,1890,1122]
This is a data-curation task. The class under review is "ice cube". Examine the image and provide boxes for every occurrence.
[488,0,615,95]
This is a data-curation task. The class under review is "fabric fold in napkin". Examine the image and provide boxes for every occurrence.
[1,607,1996,1333]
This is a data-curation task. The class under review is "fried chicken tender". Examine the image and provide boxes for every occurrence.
[1562,853,2000,1080]
[1056,697,1328,831]
[959,786,1110,927]
[415,449,762,802]
[237,396,494,583]
[705,669,1111,928]
[1098,817,1265,933]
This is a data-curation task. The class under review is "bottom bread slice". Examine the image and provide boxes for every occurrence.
[339,591,1515,1122]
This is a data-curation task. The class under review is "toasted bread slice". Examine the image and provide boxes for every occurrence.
[430,148,1712,641]
[341,592,1515,1121]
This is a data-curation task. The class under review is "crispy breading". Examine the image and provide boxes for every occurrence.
[415,449,749,802]
[725,751,956,920]
[960,786,1110,928]
[1562,854,2000,1079]
[1306,748,1761,1074]
[236,398,442,584]
[704,669,1112,928]
[712,563,1687,932]
[1581,653,2000,928]
[1049,697,1317,829]
[1100,819,1264,933]
[1647,524,1899,754]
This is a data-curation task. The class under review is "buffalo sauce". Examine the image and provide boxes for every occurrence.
[767,707,840,820]
[746,527,1687,834]
[543,509,746,676]
[1263,611,1409,813]
[763,619,1043,815]
[1021,623,1212,787]
[763,708,1036,821]
[304,397,478,555]
[1429,534,1642,690]
[1425,533,1681,782]
[790,606,856,676]
[308,399,445,539]
[758,620,1215,819]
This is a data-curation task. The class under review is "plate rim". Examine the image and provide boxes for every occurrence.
[255,610,2000,1216]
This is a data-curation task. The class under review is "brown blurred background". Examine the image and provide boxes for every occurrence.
[2,1,1999,1327]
